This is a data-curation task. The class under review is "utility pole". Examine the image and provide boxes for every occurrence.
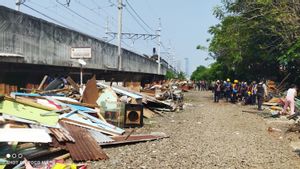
[157,18,161,74]
[117,0,123,71]
[167,43,171,69]
[15,0,21,11]
[104,17,109,41]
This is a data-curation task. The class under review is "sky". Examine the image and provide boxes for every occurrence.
[0,0,221,76]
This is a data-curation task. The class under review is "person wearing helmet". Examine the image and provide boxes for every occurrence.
[224,78,232,102]
[231,80,239,103]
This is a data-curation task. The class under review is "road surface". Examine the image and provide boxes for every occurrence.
[93,91,300,169]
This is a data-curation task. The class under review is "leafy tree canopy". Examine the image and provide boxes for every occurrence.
[193,0,300,84]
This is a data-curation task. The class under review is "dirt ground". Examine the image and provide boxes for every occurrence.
[91,91,300,169]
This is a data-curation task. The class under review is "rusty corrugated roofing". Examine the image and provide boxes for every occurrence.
[50,127,75,142]
[30,124,75,142]
[100,134,168,146]
[51,137,67,150]
[61,122,109,161]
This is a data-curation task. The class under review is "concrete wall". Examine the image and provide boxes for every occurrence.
[0,6,167,75]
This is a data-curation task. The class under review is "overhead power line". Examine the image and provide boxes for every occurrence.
[125,0,155,32]
[27,1,102,37]
[56,0,106,30]
[74,0,105,20]
[22,3,74,29]
[124,4,150,34]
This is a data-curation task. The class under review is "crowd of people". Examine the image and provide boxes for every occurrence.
[194,78,298,114]
[209,79,268,110]
[195,80,208,91]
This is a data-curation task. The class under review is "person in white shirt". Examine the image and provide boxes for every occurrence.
[282,85,298,115]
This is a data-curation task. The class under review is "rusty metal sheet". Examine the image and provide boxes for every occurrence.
[30,123,75,142]
[51,137,67,150]
[49,126,75,142]
[61,122,109,161]
[100,134,168,146]
[82,75,99,105]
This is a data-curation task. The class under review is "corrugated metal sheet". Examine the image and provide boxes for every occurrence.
[30,124,75,142]
[60,111,125,135]
[51,137,67,150]
[97,83,143,99]
[88,129,114,144]
[61,122,108,161]
[50,125,75,142]
[100,134,168,146]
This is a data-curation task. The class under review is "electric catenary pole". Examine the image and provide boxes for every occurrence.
[117,0,123,71]
[157,18,161,74]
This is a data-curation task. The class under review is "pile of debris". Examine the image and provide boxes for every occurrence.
[0,75,185,168]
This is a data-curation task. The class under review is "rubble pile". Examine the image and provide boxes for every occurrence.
[0,75,186,168]
[243,79,300,137]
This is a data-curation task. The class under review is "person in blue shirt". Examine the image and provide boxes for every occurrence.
[231,80,239,103]
[224,78,232,102]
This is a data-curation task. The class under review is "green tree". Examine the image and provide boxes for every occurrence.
[165,70,176,80]
[201,0,300,83]
[177,71,186,80]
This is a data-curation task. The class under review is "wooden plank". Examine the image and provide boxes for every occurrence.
[263,102,278,106]
[38,75,48,90]
[277,73,291,90]
[39,88,69,94]
[66,76,80,92]
[270,106,283,111]
[242,110,262,114]
[0,83,5,95]
[125,82,141,92]
[143,108,155,118]
[60,119,119,136]
[5,84,10,95]
[54,153,70,160]
[5,96,57,111]
[95,107,107,122]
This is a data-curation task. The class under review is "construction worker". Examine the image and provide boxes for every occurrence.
[244,87,253,105]
[240,82,247,101]
[231,80,239,103]
[224,78,232,102]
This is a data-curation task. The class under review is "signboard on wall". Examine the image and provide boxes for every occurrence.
[71,47,92,59]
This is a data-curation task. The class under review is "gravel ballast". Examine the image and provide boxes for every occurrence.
[91,91,300,169]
